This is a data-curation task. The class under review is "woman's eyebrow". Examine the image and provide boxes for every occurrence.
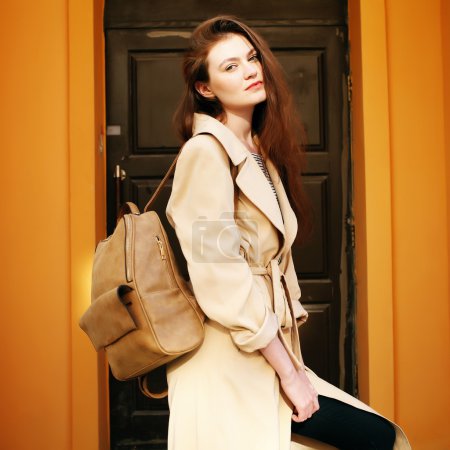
[218,48,256,68]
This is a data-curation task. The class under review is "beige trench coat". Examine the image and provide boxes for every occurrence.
[166,113,410,450]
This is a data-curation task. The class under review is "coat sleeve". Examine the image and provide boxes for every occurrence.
[166,134,279,352]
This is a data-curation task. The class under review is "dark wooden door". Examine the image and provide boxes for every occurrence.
[104,1,349,448]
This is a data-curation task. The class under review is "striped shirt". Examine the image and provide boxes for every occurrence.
[251,152,279,202]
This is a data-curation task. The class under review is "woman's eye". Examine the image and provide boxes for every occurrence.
[249,54,259,62]
[225,64,237,71]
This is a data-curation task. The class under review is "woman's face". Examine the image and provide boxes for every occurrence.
[197,33,267,114]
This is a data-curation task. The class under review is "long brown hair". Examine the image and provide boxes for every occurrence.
[174,16,312,244]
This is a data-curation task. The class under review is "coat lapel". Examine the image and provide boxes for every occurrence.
[235,155,285,236]
[192,113,297,247]
[265,159,298,250]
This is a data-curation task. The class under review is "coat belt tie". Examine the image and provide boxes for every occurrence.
[249,259,292,329]
[249,259,305,370]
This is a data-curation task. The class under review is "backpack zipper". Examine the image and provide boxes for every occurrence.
[155,235,166,260]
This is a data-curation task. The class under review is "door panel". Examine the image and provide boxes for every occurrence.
[105,2,348,448]
[132,52,185,150]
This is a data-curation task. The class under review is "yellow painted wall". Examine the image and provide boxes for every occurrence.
[385,2,450,448]
[0,0,105,449]
[0,1,71,449]
[348,0,395,416]
[68,0,108,448]
[349,0,450,448]
[443,0,450,326]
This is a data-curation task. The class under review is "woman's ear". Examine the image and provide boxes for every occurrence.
[195,81,215,99]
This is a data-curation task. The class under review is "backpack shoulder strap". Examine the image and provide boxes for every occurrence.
[144,132,240,213]
[143,147,183,212]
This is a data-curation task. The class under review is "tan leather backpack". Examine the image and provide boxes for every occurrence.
[79,150,205,386]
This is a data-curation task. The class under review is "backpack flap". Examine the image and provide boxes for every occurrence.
[79,285,137,351]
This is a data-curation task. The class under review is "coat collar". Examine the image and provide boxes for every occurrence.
[192,112,248,166]
[192,113,298,249]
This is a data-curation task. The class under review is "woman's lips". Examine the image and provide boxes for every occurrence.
[245,81,263,90]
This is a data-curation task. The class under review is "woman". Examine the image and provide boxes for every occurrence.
[166,16,410,450]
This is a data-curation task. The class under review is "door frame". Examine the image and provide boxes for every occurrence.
[69,1,396,448]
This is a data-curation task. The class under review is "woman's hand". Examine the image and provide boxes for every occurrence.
[279,367,319,422]
[260,336,319,422]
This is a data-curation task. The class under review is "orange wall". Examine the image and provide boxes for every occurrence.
[93,0,109,445]
[0,0,105,449]
[348,0,396,415]
[349,0,450,448]
[69,0,107,449]
[385,1,450,448]
[0,1,71,449]
[443,0,450,328]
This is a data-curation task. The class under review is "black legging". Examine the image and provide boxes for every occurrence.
[291,395,396,450]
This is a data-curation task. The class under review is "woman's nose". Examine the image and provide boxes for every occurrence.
[243,62,257,79]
